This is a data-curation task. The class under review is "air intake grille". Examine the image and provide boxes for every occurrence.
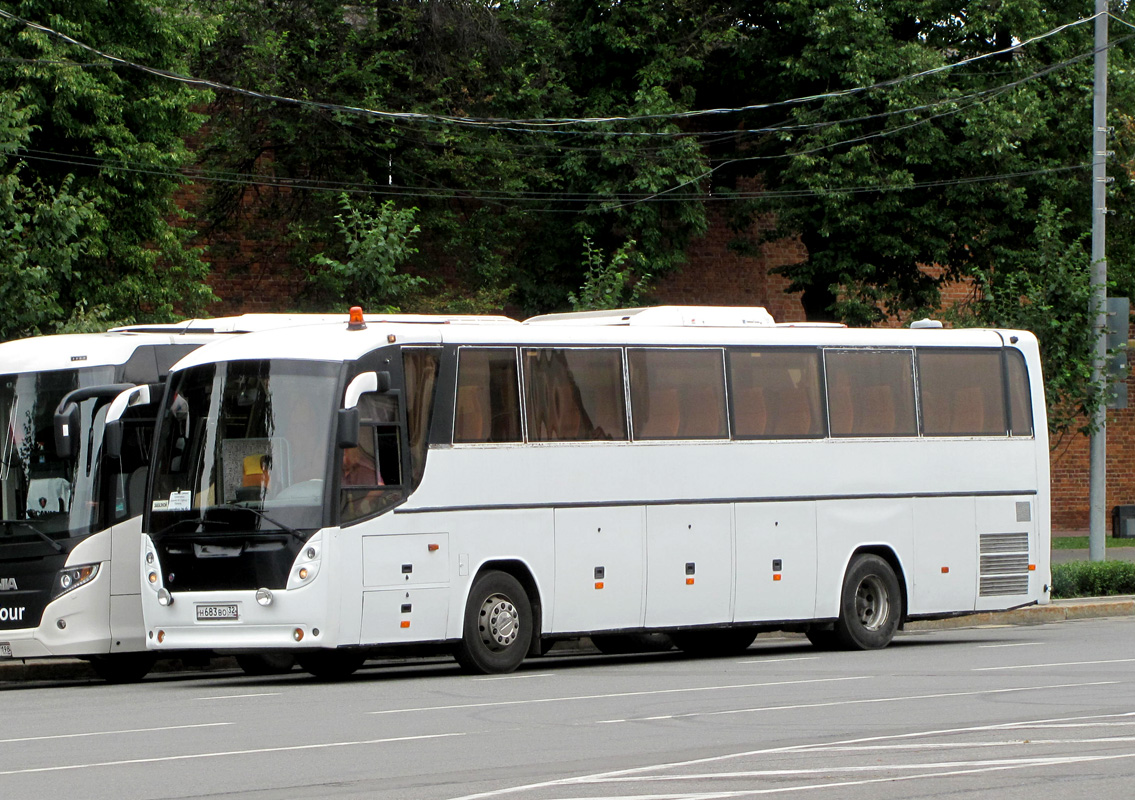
[979,532,1030,597]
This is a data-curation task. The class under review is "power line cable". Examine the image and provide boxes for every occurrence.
[0,6,1108,131]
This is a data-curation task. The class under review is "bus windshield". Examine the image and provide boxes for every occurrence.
[0,367,116,545]
[149,360,340,536]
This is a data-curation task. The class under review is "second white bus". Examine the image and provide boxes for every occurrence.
[140,306,1050,676]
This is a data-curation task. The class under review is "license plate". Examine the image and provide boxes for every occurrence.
[0,642,10,658]
[196,604,239,621]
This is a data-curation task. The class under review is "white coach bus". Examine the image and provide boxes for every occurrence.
[140,306,1050,677]
[0,314,411,682]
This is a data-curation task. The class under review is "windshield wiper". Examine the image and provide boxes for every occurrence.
[0,520,65,553]
[209,503,308,543]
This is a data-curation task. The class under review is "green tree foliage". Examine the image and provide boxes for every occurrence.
[568,236,649,311]
[721,1,1133,325]
[192,0,723,314]
[307,193,425,312]
[0,1,215,337]
[0,90,98,340]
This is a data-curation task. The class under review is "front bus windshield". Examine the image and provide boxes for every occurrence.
[0,368,116,548]
[149,360,341,592]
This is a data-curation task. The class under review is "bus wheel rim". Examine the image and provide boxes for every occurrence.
[855,575,889,631]
[480,595,519,650]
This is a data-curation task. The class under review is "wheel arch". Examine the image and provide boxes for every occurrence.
[470,559,544,655]
[846,545,909,624]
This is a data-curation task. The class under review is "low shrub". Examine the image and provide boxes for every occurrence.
[1051,561,1135,599]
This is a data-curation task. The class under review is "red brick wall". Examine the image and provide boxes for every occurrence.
[651,203,808,322]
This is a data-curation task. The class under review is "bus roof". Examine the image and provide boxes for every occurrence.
[168,308,1034,373]
[0,330,229,374]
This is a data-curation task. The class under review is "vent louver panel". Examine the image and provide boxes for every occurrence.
[979,533,1030,597]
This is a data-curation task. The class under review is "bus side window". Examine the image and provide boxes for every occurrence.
[918,349,1007,436]
[629,349,728,440]
[453,348,521,444]
[341,393,402,524]
[825,349,917,437]
[524,348,627,442]
[729,349,824,438]
[1006,349,1033,437]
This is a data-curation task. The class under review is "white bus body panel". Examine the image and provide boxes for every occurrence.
[734,501,818,623]
[552,506,645,633]
[644,504,732,627]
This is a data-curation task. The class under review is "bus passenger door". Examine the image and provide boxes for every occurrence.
[644,504,732,628]
[734,502,817,623]
[551,507,644,633]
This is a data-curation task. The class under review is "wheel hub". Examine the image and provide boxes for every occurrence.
[479,595,519,650]
[854,575,890,631]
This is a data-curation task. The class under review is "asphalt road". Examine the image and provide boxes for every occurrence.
[2,616,1135,800]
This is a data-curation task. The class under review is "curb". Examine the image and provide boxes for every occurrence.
[3,597,1132,682]
[906,595,1135,631]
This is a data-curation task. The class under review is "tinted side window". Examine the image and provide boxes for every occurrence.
[729,349,824,438]
[1006,349,1034,437]
[404,348,441,487]
[453,348,522,444]
[825,349,917,437]
[629,349,727,440]
[341,393,404,524]
[524,348,627,441]
[919,349,1007,436]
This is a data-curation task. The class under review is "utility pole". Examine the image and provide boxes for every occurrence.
[1088,0,1110,562]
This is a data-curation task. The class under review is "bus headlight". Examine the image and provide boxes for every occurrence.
[50,564,99,599]
[143,538,163,593]
[157,588,173,607]
[286,532,323,590]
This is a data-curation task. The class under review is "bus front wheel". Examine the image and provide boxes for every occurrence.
[835,554,901,650]
[456,571,532,674]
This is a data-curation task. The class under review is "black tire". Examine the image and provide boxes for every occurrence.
[88,652,157,683]
[455,571,532,674]
[297,651,366,680]
[671,627,759,657]
[236,653,295,676]
[834,554,902,650]
[591,632,674,655]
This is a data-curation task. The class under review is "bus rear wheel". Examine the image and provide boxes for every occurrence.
[456,571,532,674]
[835,554,901,650]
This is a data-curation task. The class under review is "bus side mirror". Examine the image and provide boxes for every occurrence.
[344,371,392,410]
[104,420,124,460]
[376,371,391,393]
[337,407,360,449]
[54,403,81,459]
